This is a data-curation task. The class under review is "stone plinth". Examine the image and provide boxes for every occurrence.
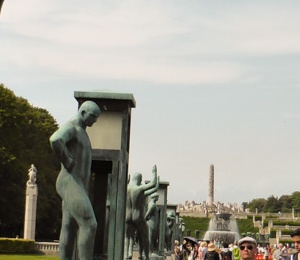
[150,254,165,260]
[132,251,169,260]
[24,184,38,240]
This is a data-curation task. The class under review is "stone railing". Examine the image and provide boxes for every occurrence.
[35,241,59,253]
[272,225,297,230]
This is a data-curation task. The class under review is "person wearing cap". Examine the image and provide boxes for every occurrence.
[238,237,258,260]
[290,228,300,260]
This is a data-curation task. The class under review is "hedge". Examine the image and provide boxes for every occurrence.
[272,220,300,226]
[270,230,276,238]
[279,239,293,245]
[181,216,210,239]
[0,238,35,253]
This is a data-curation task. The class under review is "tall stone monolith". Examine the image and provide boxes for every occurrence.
[207,164,214,205]
[24,164,38,240]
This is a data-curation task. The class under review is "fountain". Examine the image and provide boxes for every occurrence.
[203,213,240,245]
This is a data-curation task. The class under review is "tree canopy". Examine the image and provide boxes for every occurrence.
[0,84,61,239]
[243,192,300,214]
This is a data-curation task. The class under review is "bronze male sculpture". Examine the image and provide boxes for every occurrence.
[124,165,159,260]
[50,100,100,260]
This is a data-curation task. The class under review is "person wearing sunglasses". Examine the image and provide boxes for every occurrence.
[290,228,300,260]
[237,237,258,260]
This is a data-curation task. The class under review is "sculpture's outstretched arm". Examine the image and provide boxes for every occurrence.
[142,165,157,192]
[145,176,159,197]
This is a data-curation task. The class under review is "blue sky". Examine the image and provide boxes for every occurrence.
[1,1,300,206]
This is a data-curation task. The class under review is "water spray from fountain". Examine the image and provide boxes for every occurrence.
[204,212,241,245]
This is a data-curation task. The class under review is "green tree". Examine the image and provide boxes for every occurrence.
[263,195,280,213]
[0,84,61,239]
[278,195,292,213]
[290,192,300,212]
[247,198,267,213]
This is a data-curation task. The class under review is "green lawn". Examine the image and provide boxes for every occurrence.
[0,255,59,260]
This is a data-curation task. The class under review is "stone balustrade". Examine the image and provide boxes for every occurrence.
[35,241,59,252]
[272,225,297,230]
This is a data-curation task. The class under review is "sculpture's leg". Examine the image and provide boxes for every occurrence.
[137,222,150,260]
[136,230,143,258]
[59,202,77,260]
[77,216,97,260]
[124,224,135,259]
[124,229,129,259]
[63,180,97,260]
[74,197,97,260]
[128,236,134,258]
[149,228,153,254]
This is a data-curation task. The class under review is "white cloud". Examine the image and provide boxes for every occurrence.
[3,1,300,87]
[2,1,300,205]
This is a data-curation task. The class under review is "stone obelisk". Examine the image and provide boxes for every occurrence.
[207,164,214,205]
[24,164,38,240]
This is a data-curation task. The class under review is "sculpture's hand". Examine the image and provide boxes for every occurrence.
[64,157,75,172]
[128,174,131,184]
[152,165,157,174]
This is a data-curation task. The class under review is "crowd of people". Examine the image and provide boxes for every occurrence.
[174,228,300,260]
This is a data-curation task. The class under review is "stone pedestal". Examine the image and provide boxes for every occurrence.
[132,251,167,260]
[150,253,165,260]
[24,184,38,240]
[74,91,136,260]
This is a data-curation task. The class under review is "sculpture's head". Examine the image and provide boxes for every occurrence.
[151,192,159,201]
[79,101,101,127]
[167,211,176,220]
[132,172,142,185]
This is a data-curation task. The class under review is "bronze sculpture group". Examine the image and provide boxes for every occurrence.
[125,166,175,259]
[124,166,159,259]
[50,101,173,260]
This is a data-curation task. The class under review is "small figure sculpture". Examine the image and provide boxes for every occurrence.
[165,211,176,251]
[124,165,159,260]
[50,100,101,260]
[178,218,185,242]
[27,164,37,186]
[145,192,160,255]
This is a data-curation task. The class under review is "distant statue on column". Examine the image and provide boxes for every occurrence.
[27,164,37,187]
[24,164,38,240]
